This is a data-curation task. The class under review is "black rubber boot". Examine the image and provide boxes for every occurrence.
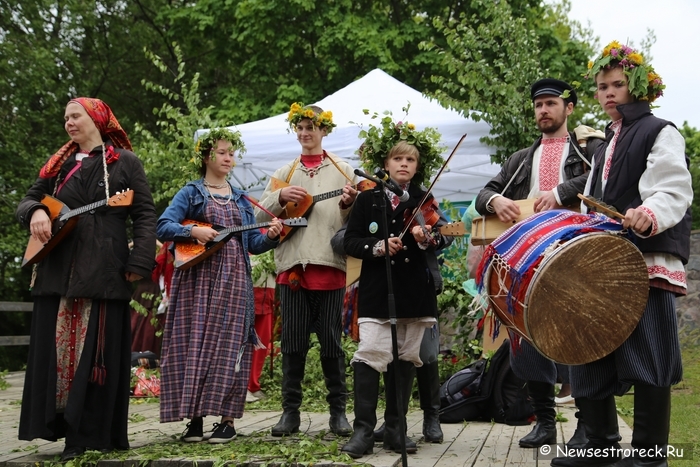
[416,361,444,443]
[321,356,353,436]
[551,395,622,466]
[520,381,557,448]
[567,401,589,449]
[341,363,380,459]
[610,385,671,467]
[383,360,417,454]
[271,353,306,436]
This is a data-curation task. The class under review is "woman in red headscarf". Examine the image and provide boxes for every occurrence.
[16,98,157,461]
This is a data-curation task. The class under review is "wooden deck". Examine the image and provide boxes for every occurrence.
[0,371,632,466]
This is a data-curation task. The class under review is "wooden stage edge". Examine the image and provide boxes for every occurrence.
[0,371,632,467]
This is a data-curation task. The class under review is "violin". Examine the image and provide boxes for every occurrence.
[403,194,441,235]
[398,133,467,240]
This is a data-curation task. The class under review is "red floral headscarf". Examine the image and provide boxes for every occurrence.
[39,97,132,179]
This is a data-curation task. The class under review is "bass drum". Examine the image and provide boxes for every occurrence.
[485,232,648,365]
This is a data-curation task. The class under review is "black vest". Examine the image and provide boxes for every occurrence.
[590,101,691,264]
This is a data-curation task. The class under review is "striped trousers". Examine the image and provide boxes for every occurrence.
[570,287,683,400]
[508,333,558,385]
[278,285,346,358]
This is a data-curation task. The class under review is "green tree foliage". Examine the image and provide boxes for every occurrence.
[679,122,700,230]
[423,0,597,164]
[150,0,459,123]
[0,0,72,301]
[0,0,175,368]
[134,45,227,211]
[0,0,599,370]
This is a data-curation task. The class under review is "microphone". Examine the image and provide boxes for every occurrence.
[353,168,383,185]
[374,168,409,202]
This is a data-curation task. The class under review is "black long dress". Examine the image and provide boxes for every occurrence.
[16,144,156,450]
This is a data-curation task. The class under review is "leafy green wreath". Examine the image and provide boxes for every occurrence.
[194,127,246,162]
[356,105,445,187]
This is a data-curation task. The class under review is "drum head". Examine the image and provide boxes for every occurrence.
[526,233,649,365]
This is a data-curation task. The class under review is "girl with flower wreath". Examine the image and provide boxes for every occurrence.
[341,119,452,459]
[550,42,693,467]
[157,128,282,444]
[16,98,157,461]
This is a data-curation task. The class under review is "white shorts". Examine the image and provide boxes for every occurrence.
[351,317,436,373]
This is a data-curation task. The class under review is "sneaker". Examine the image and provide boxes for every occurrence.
[246,390,259,403]
[250,390,267,400]
[208,422,237,444]
[555,395,575,405]
[181,417,204,442]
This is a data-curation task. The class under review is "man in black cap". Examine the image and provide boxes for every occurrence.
[474,78,602,449]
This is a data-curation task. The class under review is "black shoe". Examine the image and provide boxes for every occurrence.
[208,422,237,444]
[274,354,306,436]
[60,446,85,462]
[271,412,301,436]
[341,362,380,460]
[330,413,353,436]
[342,431,375,459]
[181,417,204,442]
[567,408,589,449]
[383,432,418,454]
[519,381,557,448]
[422,413,444,443]
[550,396,621,467]
[321,357,352,436]
[416,361,443,444]
[382,361,417,454]
[520,422,557,448]
[373,422,386,442]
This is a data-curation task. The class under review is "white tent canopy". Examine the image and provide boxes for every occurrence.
[197,68,500,203]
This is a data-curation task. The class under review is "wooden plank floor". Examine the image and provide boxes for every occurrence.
[0,371,632,466]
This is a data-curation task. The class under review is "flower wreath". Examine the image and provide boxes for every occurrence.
[286,102,337,134]
[193,127,246,164]
[356,107,445,188]
[585,40,664,103]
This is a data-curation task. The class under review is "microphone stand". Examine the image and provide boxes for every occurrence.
[378,180,410,467]
[354,170,409,467]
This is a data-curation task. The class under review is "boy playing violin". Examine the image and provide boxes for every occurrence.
[342,121,450,458]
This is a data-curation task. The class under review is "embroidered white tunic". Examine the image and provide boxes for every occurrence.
[582,125,692,289]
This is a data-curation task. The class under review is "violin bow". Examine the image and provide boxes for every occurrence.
[399,133,467,240]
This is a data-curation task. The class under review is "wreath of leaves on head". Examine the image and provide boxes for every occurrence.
[585,40,665,103]
[356,105,446,188]
[286,102,337,134]
[193,127,246,164]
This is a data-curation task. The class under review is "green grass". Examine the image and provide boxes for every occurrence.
[615,342,700,466]
[40,432,367,467]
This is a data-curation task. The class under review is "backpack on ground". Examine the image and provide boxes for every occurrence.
[438,358,487,422]
[438,339,533,425]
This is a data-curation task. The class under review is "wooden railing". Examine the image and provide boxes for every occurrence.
[0,301,31,346]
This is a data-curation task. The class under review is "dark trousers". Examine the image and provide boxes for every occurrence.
[570,288,682,400]
[278,285,345,357]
